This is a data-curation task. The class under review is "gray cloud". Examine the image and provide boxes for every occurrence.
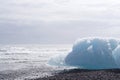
[0,0,120,44]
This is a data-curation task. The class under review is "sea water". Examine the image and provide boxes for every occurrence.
[0,44,72,80]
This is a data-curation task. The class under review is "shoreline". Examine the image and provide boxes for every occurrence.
[31,68,120,80]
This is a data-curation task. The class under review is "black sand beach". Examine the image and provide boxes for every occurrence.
[31,69,120,80]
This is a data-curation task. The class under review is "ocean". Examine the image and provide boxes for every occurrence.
[0,44,72,80]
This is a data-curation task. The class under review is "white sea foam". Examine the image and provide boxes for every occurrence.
[0,45,71,80]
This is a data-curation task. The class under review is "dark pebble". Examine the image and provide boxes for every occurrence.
[31,69,120,80]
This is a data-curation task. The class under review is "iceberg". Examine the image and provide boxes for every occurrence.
[65,37,120,69]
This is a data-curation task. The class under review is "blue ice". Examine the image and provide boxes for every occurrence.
[65,37,120,69]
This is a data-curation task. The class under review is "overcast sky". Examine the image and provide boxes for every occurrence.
[0,0,120,44]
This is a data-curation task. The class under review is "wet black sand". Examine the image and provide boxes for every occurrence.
[31,69,120,80]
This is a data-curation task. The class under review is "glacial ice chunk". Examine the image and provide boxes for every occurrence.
[65,37,120,69]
